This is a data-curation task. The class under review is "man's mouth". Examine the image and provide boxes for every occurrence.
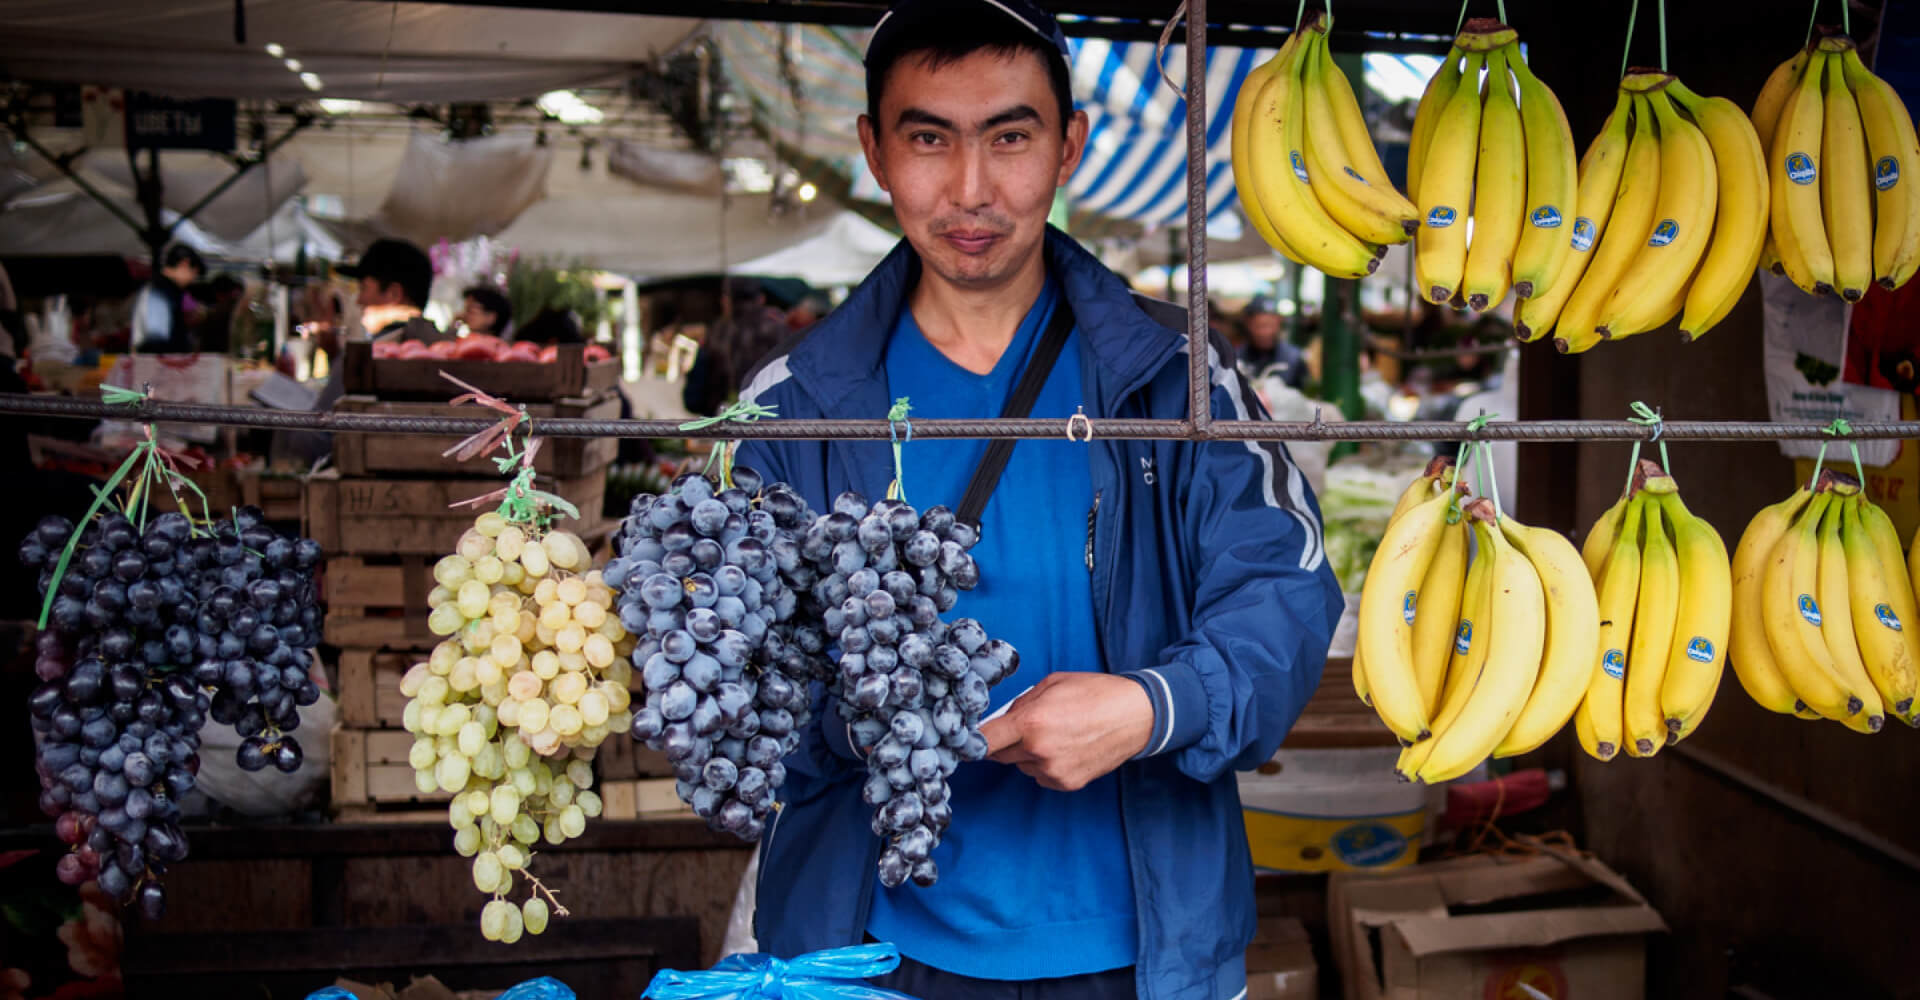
[940,230,1003,254]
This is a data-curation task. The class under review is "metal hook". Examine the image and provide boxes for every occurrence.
[1154,1,1190,101]
[1066,407,1095,443]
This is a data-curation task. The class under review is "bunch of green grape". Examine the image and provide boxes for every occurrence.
[399,511,635,941]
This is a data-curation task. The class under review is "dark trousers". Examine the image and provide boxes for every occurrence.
[867,952,1138,1000]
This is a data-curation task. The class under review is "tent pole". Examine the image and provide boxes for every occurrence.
[7,131,149,241]
[164,114,315,242]
[1182,0,1210,438]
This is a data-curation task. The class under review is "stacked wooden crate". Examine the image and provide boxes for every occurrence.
[318,345,621,820]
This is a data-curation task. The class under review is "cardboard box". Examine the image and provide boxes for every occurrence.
[1246,916,1319,1000]
[1239,748,1429,873]
[1328,850,1666,1000]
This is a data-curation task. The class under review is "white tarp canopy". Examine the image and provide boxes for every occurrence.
[494,190,844,280]
[734,211,899,288]
[0,0,698,102]
[0,177,341,264]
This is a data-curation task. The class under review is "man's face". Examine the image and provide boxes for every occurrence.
[162,262,201,288]
[860,47,1087,292]
[1247,313,1282,348]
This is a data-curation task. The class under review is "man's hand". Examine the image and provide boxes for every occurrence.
[980,672,1155,792]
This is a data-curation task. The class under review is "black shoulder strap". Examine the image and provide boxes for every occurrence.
[956,301,1075,529]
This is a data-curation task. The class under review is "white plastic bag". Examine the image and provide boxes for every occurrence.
[193,693,335,816]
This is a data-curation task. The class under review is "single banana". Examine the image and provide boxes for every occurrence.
[1657,492,1732,737]
[1388,456,1455,524]
[1412,518,1471,716]
[1840,48,1920,290]
[1243,32,1382,278]
[1461,45,1527,312]
[1517,91,1632,341]
[1667,80,1771,341]
[1814,492,1886,732]
[1859,499,1920,718]
[1582,491,1633,579]
[1760,491,1866,720]
[1508,47,1579,300]
[1752,48,1811,275]
[1624,500,1678,757]
[1232,35,1310,264]
[1355,487,1455,740]
[1730,488,1816,714]
[1597,89,1719,339]
[1841,496,1920,725]
[1407,46,1466,207]
[1821,54,1875,302]
[1574,696,1608,760]
[1395,528,1490,780]
[1300,29,1418,244]
[1493,515,1601,757]
[1416,503,1546,783]
[1585,494,1646,761]
[1415,50,1488,304]
[1556,92,1662,354]
[1769,50,1838,296]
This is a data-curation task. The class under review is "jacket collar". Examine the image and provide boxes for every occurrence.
[783,225,1182,419]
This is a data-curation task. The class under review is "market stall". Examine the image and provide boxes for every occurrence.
[2,0,1918,996]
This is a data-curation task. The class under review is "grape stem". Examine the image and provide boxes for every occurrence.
[518,865,571,917]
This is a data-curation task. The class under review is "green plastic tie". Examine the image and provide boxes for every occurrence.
[1468,412,1502,521]
[100,383,149,406]
[1626,402,1670,489]
[1455,0,1470,36]
[886,397,913,504]
[1657,0,1667,71]
[680,399,778,489]
[1620,0,1640,79]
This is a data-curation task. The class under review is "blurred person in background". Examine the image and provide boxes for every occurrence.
[132,244,205,352]
[461,284,514,339]
[513,308,584,346]
[339,238,444,344]
[786,293,833,333]
[682,277,789,416]
[190,274,245,354]
[1237,296,1306,389]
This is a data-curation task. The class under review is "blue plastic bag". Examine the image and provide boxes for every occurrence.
[642,942,917,1000]
[306,976,574,1000]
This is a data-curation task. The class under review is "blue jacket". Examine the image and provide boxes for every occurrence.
[736,228,1343,1000]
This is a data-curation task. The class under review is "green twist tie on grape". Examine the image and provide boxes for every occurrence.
[679,399,778,490]
[886,397,913,504]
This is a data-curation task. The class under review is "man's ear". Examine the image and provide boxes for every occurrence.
[858,114,891,194]
[1057,109,1091,188]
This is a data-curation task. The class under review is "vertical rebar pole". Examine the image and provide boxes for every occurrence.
[1184,0,1211,437]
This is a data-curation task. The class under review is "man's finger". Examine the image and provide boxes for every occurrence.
[980,714,1021,756]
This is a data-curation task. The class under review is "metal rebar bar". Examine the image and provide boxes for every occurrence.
[1184,0,1212,437]
[7,393,1920,443]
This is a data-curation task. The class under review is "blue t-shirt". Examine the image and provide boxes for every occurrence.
[866,277,1137,979]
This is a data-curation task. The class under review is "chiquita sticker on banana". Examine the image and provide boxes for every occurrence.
[1289,150,1310,183]
[1570,217,1597,252]
[1454,620,1473,655]
[1685,637,1714,663]
[1427,206,1457,228]
[1648,220,1680,247]
[1875,603,1902,631]
[1529,206,1563,228]
[1798,593,1823,626]
[1602,648,1625,680]
[1785,151,1817,185]
[1402,590,1417,626]
[1877,156,1900,191]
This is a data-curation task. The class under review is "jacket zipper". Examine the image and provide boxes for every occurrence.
[1086,491,1101,572]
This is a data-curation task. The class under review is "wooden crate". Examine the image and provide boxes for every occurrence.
[1280,657,1398,748]
[335,647,424,728]
[235,466,305,522]
[600,779,694,821]
[305,470,607,557]
[339,340,618,401]
[332,392,621,479]
[322,555,437,648]
[329,725,449,820]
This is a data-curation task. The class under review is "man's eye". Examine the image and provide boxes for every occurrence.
[996,131,1030,146]
[910,132,943,146]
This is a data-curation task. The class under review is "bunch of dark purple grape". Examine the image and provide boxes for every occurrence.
[802,492,1018,888]
[18,506,325,919]
[610,467,825,839]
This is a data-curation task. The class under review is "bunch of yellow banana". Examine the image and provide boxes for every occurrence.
[1517,71,1770,350]
[1408,21,1577,314]
[1354,459,1600,782]
[1730,470,1919,730]
[1754,31,1920,300]
[1574,462,1733,760]
[1231,12,1412,279]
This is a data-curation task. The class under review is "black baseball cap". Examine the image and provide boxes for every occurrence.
[865,0,1073,72]
[338,237,434,307]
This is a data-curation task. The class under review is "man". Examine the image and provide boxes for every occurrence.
[337,237,446,343]
[734,3,1342,998]
[682,277,790,416]
[460,284,514,339]
[133,244,205,352]
[1238,296,1307,389]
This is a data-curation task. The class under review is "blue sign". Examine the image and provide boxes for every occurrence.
[1786,152,1817,186]
[1530,205,1564,229]
[1427,206,1458,228]
[126,92,238,152]
[1571,217,1597,252]
[1332,822,1409,867]
[1649,219,1680,247]
[1877,156,1901,191]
